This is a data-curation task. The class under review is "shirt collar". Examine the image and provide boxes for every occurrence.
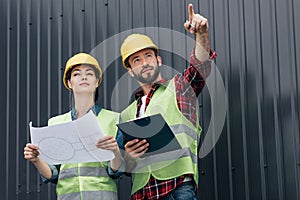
[134,79,169,100]
[71,104,102,120]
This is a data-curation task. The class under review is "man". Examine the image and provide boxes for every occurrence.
[118,4,217,200]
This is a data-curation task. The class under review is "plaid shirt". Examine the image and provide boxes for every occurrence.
[131,49,216,200]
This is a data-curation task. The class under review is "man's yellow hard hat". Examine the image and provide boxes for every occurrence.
[120,34,158,68]
[63,53,102,90]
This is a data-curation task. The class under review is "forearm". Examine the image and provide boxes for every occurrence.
[194,31,210,62]
[110,149,122,171]
[31,158,52,179]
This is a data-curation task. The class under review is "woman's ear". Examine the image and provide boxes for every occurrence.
[67,80,72,89]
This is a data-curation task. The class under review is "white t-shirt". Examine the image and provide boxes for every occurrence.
[138,95,147,118]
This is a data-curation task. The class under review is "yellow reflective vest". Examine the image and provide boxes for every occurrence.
[121,80,201,195]
[48,108,119,200]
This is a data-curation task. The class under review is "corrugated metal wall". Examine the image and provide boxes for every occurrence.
[1,0,299,199]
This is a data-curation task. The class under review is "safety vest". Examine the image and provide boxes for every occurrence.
[48,109,120,200]
[121,80,201,194]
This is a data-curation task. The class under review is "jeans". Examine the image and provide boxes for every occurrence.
[162,181,197,200]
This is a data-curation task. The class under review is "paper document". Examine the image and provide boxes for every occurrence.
[29,110,115,164]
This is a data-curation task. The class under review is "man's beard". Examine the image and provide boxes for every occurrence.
[132,63,160,84]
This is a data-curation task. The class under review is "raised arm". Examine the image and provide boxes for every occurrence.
[184,3,211,62]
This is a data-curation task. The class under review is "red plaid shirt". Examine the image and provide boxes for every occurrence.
[131,50,216,200]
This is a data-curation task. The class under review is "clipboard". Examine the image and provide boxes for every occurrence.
[117,114,182,156]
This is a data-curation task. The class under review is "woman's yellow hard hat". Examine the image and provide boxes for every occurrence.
[63,53,102,90]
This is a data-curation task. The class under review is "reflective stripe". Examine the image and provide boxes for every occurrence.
[133,147,197,172]
[82,190,117,200]
[121,80,200,194]
[170,124,199,143]
[59,166,108,180]
[51,109,119,197]
[57,190,118,200]
[57,192,81,200]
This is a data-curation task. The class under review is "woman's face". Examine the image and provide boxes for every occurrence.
[67,64,99,94]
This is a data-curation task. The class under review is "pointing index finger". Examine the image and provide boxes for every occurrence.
[188,4,194,22]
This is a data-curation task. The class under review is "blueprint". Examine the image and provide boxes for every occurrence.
[29,110,115,164]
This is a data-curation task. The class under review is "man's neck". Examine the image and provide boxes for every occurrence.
[139,74,163,95]
[140,83,153,96]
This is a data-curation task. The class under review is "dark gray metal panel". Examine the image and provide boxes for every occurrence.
[243,0,265,199]
[1,0,300,199]
[1,0,6,198]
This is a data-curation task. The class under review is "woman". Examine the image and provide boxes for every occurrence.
[24,53,122,200]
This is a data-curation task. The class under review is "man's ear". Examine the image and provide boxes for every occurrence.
[157,56,162,66]
[127,68,135,77]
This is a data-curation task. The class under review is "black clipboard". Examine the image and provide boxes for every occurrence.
[117,114,182,156]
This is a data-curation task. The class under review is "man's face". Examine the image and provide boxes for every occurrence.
[127,49,162,84]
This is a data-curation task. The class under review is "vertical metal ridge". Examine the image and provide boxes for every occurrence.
[68,0,74,56]
[271,0,284,199]
[223,0,234,198]
[287,0,300,198]
[208,0,219,195]
[26,0,32,195]
[58,0,63,114]
[208,0,220,198]
[36,0,41,196]
[47,0,52,120]
[79,0,84,51]
[47,1,53,198]
[90,0,96,49]
[15,0,21,195]
[5,0,11,199]
[255,0,267,199]
[103,0,108,108]
[114,0,120,110]
[68,0,74,110]
[238,0,250,199]
[210,0,216,50]
[211,66,219,200]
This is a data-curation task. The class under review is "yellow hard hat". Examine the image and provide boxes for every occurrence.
[63,53,102,90]
[120,34,158,68]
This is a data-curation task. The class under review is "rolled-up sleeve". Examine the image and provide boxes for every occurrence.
[40,164,60,184]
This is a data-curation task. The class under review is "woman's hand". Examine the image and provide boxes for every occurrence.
[96,135,122,171]
[96,135,120,155]
[24,143,40,163]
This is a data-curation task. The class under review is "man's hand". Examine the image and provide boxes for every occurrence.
[184,3,211,61]
[184,4,208,34]
[124,139,149,159]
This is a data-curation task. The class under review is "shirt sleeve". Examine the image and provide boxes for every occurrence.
[40,164,60,184]
[189,49,214,80]
[174,49,215,97]
[107,156,125,179]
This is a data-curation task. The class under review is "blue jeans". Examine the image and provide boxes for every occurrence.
[162,181,197,200]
